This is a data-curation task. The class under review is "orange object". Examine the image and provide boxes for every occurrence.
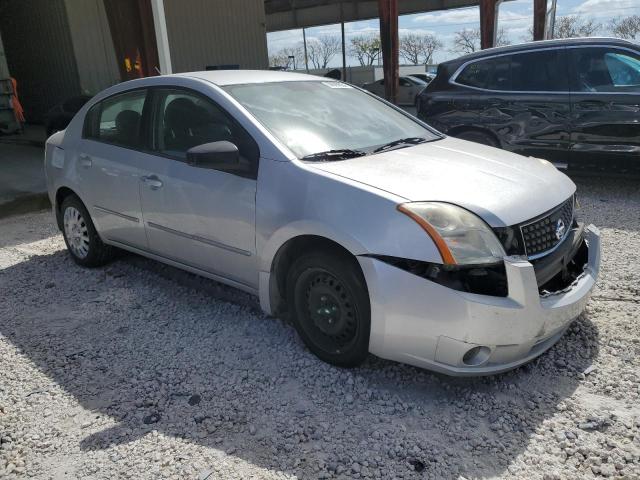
[10,77,25,123]
[397,204,457,265]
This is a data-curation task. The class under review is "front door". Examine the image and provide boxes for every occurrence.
[567,45,640,171]
[139,88,260,289]
[78,88,152,249]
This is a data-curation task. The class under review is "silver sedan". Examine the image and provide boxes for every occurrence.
[44,71,600,375]
[361,75,428,106]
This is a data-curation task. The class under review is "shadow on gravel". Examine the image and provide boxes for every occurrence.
[0,249,600,478]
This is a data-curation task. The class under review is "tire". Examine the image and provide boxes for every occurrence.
[60,195,115,267]
[455,130,499,148]
[286,249,371,367]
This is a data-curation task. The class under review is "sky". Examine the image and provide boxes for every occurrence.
[266,0,640,68]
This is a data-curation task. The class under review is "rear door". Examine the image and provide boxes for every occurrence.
[78,89,154,249]
[500,48,571,163]
[567,45,640,170]
[451,48,572,163]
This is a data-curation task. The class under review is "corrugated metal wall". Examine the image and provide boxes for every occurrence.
[0,0,81,123]
[0,34,10,78]
[163,0,269,72]
[64,0,120,95]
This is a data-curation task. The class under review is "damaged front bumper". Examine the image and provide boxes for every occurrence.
[359,224,601,376]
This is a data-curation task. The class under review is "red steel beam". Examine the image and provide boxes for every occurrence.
[378,0,398,104]
[479,0,497,49]
[533,0,547,40]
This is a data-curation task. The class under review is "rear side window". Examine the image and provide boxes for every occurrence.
[510,49,567,91]
[83,89,147,149]
[570,47,640,92]
[455,49,568,92]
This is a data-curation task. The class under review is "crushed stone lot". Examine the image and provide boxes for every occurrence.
[1,176,639,480]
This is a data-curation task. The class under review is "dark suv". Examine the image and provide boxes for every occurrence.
[417,38,640,172]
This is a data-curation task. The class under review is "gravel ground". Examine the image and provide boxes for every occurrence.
[1,176,639,480]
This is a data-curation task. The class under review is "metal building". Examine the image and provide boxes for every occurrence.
[0,0,269,123]
[0,0,550,124]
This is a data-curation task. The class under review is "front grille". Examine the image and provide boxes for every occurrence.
[520,197,574,258]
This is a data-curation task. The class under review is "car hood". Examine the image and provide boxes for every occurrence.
[310,136,576,227]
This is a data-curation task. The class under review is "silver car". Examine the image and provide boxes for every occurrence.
[44,71,601,376]
[361,75,428,106]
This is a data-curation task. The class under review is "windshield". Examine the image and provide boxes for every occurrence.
[223,80,440,158]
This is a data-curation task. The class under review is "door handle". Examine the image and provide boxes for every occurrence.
[141,175,163,190]
[79,154,92,168]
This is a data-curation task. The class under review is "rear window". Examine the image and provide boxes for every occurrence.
[455,49,568,92]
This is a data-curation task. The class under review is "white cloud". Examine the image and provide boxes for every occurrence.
[412,7,479,25]
[573,0,639,13]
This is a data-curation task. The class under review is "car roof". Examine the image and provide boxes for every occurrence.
[441,37,639,67]
[172,69,327,86]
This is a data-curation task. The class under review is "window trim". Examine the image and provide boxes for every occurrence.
[82,87,152,152]
[449,44,640,95]
[148,86,260,180]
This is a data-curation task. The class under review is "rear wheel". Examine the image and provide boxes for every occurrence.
[61,195,115,267]
[286,250,370,367]
[455,130,499,148]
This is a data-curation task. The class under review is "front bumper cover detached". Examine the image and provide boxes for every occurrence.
[359,224,601,376]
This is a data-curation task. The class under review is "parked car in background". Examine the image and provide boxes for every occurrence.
[45,70,600,375]
[362,75,428,106]
[44,95,91,137]
[417,38,640,172]
[408,73,434,84]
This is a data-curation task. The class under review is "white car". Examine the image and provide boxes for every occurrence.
[362,75,428,105]
[44,70,600,375]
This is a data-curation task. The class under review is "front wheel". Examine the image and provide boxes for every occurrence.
[286,250,371,367]
[61,195,115,267]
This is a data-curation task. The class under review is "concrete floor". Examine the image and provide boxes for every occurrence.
[0,125,48,215]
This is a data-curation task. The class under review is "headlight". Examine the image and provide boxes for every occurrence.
[397,202,506,265]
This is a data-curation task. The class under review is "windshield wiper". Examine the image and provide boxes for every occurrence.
[301,149,367,162]
[372,137,427,153]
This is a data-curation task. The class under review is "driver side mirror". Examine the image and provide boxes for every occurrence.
[186,141,239,169]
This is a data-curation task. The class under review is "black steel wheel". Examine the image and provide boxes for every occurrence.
[287,250,370,367]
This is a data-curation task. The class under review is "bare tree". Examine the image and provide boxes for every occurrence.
[278,45,304,70]
[399,33,443,65]
[306,35,341,69]
[453,28,510,54]
[269,52,289,68]
[553,15,600,38]
[349,35,381,66]
[609,15,640,40]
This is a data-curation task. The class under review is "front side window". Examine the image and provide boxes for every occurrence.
[223,81,439,159]
[570,47,640,92]
[153,89,259,176]
[84,89,147,149]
